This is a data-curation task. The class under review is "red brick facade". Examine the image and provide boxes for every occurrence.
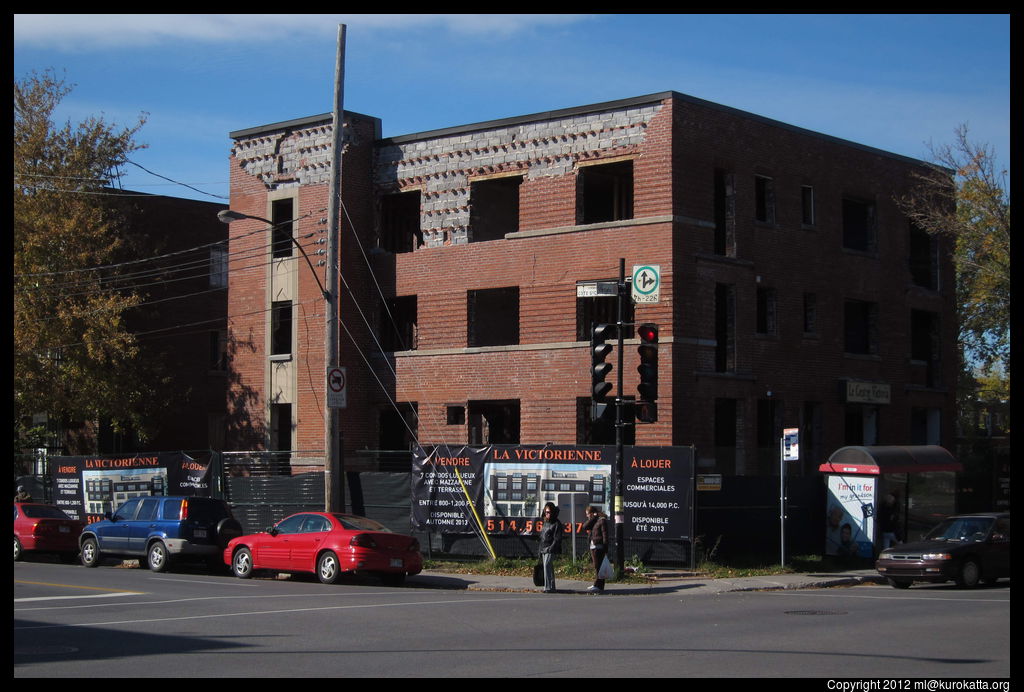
[225,92,956,476]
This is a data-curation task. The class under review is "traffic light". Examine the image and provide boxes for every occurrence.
[636,322,658,423]
[591,323,616,420]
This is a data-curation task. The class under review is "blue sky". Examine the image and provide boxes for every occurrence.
[14,14,1010,203]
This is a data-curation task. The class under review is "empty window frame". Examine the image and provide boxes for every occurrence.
[209,330,227,371]
[470,176,522,242]
[801,185,815,226]
[576,293,634,342]
[908,222,939,290]
[756,286,777,335]
[842,197,877,252]
[803,292,818,334]
[378,403,418,450]
[468,400,520,444]
[579,160,634,224]
[754,175,776,224]
[715,283,736,372]
[911,309,941,387]
[269,403,292,452]
[713,169,736,256]
[271,198,294,259]
[380,295,417,352]
[844,299,878,355]
[209,246,228,288]
[270,300,293,356]
[468,287,519,347]
[380,190,423,254]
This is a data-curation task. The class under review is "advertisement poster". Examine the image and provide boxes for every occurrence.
[412,444,692,540]
[49,452,212,523]
[825,474,877,557]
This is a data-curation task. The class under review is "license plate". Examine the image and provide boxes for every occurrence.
[59,526,69,533]
[390,558,403,568]
[194,528,207,538]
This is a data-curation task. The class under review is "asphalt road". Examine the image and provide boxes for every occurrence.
[14,557,1011,678]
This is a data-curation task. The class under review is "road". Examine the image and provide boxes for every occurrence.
[14,557,1011,678]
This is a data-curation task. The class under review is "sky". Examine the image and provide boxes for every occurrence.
[14,14,1010,204]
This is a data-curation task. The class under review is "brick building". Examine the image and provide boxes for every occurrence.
[223,91,955,478]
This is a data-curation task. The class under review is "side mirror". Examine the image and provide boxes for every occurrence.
[264,526,279,536]
[105,512,114,521]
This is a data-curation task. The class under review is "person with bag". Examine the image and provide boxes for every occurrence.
[537,502,563,593]
[583,505,610,593]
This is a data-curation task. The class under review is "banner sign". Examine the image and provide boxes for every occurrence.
[49,452,212,523]
[412,444,692,540]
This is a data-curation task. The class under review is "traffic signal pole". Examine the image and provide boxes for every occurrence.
[614,258,626,576]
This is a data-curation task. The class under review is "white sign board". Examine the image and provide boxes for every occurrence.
[782,428,800,461]
[327,367,347,409]
[631,265,661,304]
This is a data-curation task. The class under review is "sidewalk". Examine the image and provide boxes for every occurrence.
[409,567,886,595]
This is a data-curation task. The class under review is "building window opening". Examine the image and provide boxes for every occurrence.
[756,286,776,335]
[470,176,522,242]
[803,292,817,334]
[271,198,294,259]
[911,309,941,387]
[381,295,417,352]
[715,283,736,372]
[380,190,423,254]
[801,185,816,227]
[842,197,876,252]
[446,405,466,426]
[269,403,292,452]
[576,293,634,341]
[714,398,738,475]
[270,301,293,356]
[468,287,519,347]
[379,403,418,450]
[909,222,939,290]
[468,400,520,444]
[579,161,633,224]
[754,175,775,224]
[713,169,736,256]
[844,299,878,355]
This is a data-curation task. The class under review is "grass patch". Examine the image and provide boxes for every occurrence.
[422,554,652,582]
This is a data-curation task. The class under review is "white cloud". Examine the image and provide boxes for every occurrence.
[13,14,588,51]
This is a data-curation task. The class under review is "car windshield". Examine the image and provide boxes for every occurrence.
[924,517,994,542]
[331,514,392,532]
[21,505,72,519]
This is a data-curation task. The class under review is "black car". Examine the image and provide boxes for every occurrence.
[875,512,1010,588]
[80,496,243,573]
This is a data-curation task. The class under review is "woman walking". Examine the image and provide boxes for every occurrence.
[583,506,609,593]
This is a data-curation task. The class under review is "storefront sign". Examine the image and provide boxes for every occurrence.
[843,380,891,405]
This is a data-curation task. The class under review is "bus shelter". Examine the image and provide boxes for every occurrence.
[818,445,962,558]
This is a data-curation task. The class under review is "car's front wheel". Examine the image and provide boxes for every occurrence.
[81,537,101,568]
[955,558,981,588]
[317,551,341,584]
[147,541,171,573]
[232,548,253,579]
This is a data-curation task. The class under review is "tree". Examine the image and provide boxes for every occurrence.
[14,69,158,452]
[897,125,1010,378]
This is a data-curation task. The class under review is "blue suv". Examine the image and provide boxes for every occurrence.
[80,496,243,572]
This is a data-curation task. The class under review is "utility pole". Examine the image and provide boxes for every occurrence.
[324,24,346,512]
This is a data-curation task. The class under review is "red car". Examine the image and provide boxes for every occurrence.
[224,512,423,585]
[14,503,86,562]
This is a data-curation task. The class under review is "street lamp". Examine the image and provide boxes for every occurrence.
[216,209,329,299]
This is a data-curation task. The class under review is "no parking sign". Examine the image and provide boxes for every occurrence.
[327,367,347,409]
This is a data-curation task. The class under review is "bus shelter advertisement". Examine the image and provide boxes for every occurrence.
[411,444,692,541]
[49,452,213,523]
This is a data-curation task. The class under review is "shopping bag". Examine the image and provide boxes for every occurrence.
[533,561,545,586]
[598,555,614,580]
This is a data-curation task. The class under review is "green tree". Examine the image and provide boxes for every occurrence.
[897,125,1010,377]
[14,69,157,451]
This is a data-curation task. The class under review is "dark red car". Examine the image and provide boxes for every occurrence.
[224,512,423,585]
[875,512,1011,588]
[14,503,86,562]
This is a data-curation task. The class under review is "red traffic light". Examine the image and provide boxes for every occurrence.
[638,323,658,343]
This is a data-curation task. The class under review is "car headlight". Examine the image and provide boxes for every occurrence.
[921,553,952,560]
